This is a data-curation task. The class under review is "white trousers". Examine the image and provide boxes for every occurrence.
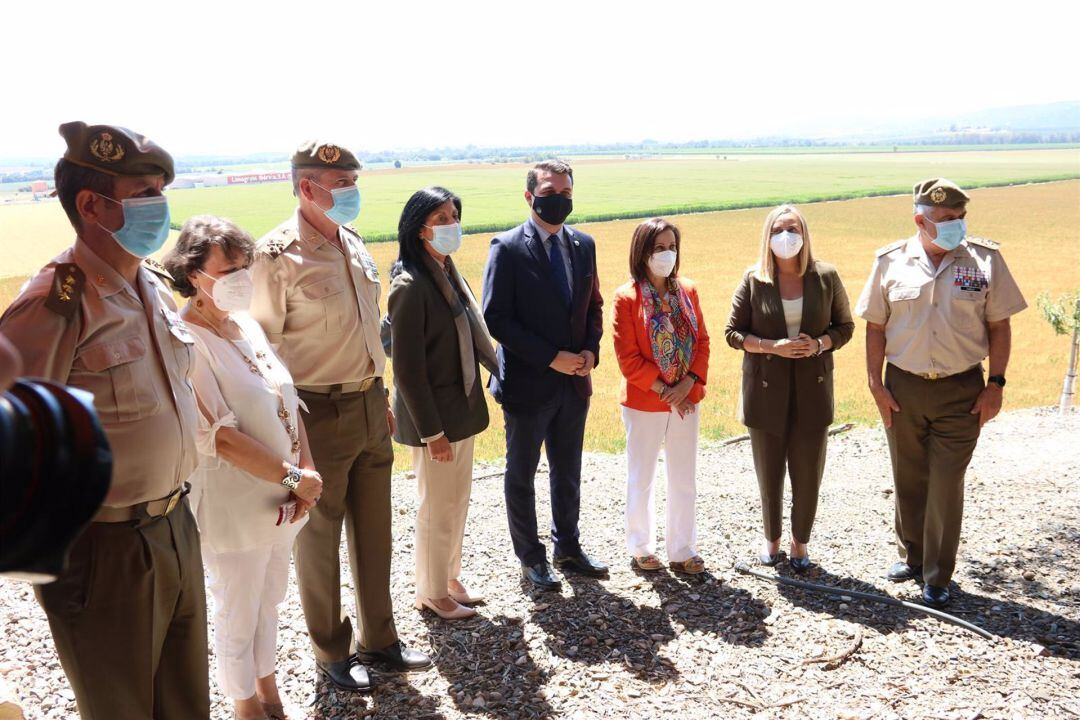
[622,405,700,562]
[413,435,475,600]
[203,541,292,700]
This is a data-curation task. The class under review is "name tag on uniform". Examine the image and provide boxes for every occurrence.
[953,266,988,293]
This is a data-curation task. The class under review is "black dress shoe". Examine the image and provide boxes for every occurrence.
[922,584,950,608]
[887,561,923,582]
[789,554,812,572]
[316,656,372,692]
[522,561,562,591]
[357,640,432,672]
[553,551,609,577]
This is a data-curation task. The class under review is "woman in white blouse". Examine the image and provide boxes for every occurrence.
[165,216,323,720]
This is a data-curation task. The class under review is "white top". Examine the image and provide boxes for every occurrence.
[186,312,307,554]
[781,297,803,339]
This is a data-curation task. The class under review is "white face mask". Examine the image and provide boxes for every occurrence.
[199,268,253,313]
[770,230,803,260]
[648,249,678,278]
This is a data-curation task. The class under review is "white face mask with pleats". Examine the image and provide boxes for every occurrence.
[200,268,253,312]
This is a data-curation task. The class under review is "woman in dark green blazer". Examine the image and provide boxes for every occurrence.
[385,187,499,620]
[725,204,854,571]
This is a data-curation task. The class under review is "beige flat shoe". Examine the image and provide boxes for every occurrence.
[233,710,269,720]
[448,582,484,605]
[260,702,288,720]
[415,597,477,620]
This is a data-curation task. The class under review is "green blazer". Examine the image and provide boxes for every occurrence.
[724,261,854,435]
[385,266,489,447]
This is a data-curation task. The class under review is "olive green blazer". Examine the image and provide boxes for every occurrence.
[724,261,854,435]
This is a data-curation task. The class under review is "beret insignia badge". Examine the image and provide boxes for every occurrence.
[318,145,342,164]
[89,131,125,163]
[930,187,947,204]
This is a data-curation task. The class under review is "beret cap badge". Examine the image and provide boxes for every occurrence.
[89,131,125,163]
[318,145,342,164]
[930,187,947,204]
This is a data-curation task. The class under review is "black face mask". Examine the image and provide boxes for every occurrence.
[531,193,573,226]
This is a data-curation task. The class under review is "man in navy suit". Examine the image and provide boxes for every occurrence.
[482,160,608,591]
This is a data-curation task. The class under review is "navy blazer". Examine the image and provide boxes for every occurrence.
[482,221,604,410]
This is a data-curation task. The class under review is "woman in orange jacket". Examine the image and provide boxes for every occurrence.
[612,218,710,574]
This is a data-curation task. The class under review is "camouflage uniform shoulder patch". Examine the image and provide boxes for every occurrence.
[966,236,1000,251]
[875,239,907,258]
[44,263,85,319]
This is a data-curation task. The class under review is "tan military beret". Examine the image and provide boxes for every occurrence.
[58,121,175,185]
[913,177,970,208]
[291,141,362,171]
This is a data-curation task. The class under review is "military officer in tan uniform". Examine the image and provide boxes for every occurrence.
[249,141,431,692]
[0,122,208,718]
[854,178,1027,608]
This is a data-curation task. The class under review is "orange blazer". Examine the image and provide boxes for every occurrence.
[612,278,710,412]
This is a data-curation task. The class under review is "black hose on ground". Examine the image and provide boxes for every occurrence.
[733,562,996,641]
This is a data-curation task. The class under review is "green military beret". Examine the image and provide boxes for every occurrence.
[913,177,970,208]
[291,141,362,171]
[58,121,175,185]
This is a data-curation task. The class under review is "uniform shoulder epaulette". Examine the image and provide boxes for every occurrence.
[342,224,364,242]
[875,239,907,258]
[142,258,175,285]
[44,263,85,319]
[257,226,297,259]
[966,236,1000,251]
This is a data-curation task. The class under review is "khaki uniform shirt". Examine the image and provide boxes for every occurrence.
[854,235,1027,376]
[249,210,385,386]
[0,238,199,506]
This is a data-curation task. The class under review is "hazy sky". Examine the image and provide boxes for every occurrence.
[3,0,1076,158]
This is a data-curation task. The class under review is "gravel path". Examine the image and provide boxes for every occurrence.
[2,406,1077,719]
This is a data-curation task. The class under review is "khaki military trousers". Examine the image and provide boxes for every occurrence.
[884,364,983,588]
[35,498,208,720]
[295,383,397,664]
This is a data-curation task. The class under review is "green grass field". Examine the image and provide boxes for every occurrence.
[2,149,1077,278]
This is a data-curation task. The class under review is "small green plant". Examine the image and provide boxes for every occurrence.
[1037,291,1080,413]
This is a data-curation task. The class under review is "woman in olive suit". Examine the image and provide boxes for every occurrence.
[724,204,854,571]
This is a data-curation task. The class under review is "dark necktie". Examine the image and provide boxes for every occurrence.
[548,233,572,306]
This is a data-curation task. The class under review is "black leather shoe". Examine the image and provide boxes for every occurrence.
[887,561,923,582]
[522,562,562,591]
[789,554,812,572]
[316,656,372,692]
[553,551,609,578]
[922,584,950,608]
[357,640,432,672]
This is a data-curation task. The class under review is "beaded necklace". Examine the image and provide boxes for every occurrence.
[192,304,300,458]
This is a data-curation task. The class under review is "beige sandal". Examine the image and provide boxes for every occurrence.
[669,556,706,575]
[631,554,663,571]
[260,703,288,720]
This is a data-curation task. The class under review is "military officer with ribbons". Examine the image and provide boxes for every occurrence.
[249,141,432,693]
[854,177,1028,608]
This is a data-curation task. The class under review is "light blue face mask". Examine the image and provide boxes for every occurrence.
[97,194,171,258]
[425,222,462,255]
[927,217,966,252]
[311,181,361,225]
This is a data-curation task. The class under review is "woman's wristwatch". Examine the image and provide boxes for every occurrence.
[686,371,702,385]
[281,463,302,491]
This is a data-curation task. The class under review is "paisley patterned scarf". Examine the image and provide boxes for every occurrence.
[640,279,698,385]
